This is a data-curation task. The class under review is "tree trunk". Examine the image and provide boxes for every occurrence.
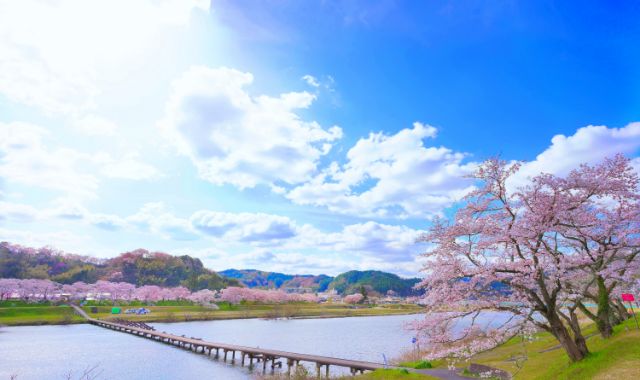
[547,312,588,362]
[595,276,614,338]
[613,299,630,321]
[569,310,590,354]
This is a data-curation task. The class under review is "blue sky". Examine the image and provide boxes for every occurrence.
[0,1,639,276]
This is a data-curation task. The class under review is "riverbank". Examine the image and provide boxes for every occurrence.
[0,302,422,326]
[395,313,640,379]
[468,314,640,379]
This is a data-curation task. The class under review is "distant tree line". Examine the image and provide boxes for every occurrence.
[0,244,239,291]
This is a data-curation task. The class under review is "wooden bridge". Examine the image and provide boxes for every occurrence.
[71,305,385,377]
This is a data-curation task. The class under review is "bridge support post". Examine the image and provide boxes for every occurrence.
[249,355,254,369]
[241,352,245,366]
[215,348,219,358]
[262,357,267,372]
[224,349,228,361]
[316,363,321,379]
[325,365,329,378]
[231,350,235,363]
[287,359,293,376]
[350,368,356,376]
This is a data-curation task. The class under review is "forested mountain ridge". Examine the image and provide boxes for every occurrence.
[219,269,333,291]
[0,242,239,291]
[328,270,421,296]
[1,242,422,296]
[220,269,422,296]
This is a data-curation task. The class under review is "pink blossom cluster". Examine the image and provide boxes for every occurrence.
[218,287,320,304]
[0,278,203,303]
[343,293,364,304]
[414,155,640,362]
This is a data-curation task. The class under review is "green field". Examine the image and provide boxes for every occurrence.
[0,301,421,326]
[0,303,84,325]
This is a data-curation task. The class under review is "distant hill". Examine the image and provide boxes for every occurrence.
[0,242,239,291]
[328,270,421,297]
[1,242,421,296]
[219,269,332,292]
[220,269,421,296]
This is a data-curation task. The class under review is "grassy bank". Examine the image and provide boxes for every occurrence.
[406,313,640,380]
[472,315,640,379]
[0,303,84,325]
[0,301,421,326]
[353,370,437,379]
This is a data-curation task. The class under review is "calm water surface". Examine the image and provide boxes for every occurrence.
[0,314,420,379]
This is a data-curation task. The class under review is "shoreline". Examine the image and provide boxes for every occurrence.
[0,304,423,327]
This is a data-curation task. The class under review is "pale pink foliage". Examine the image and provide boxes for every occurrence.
[414,155,640,362]
[1,279,208,303]
[219,286,319,304]
[343,293,364,304]
[187,289,217,304]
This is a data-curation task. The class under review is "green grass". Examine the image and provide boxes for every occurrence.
[0,302,422,326]
[466,314,640,379]
[399,360,433,369]
[335,369,436,379]
[0,304,84,325]
[0,300,53,307]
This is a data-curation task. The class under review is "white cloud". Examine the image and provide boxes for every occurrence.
[0,198,128,232]
[159,66,343,189]
[99,153,164,181]
[191,210,298,243]
[0,122,164,199]
[509,122,640,189]
[326,221,423,261]
[0,122,100,198]
[127,202,199,241]
[0,195,426,274]
[302,74,320,87]
[0,227,91,255]
[288,122,477,218]
[0,201,40,223]
[89,213,128,231]
[71,115,119,136]
[46,199,89,220]
[0,0,208,116]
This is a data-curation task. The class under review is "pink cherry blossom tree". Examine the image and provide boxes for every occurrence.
[188,289,217,304]
[219,287,245,304]
[413,156,640,363]
[0,278,20,300]
[553,156,640,338]
[343,293,364,304]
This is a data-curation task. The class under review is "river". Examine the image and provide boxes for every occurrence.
[0,314,420,379]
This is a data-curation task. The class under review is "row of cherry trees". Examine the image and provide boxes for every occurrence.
[0,279,320,304]
[415,155,640,363]
[0,278,208,303]
[218,286,319,304]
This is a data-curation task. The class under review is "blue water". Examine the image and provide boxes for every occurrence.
[0,314,420,379]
